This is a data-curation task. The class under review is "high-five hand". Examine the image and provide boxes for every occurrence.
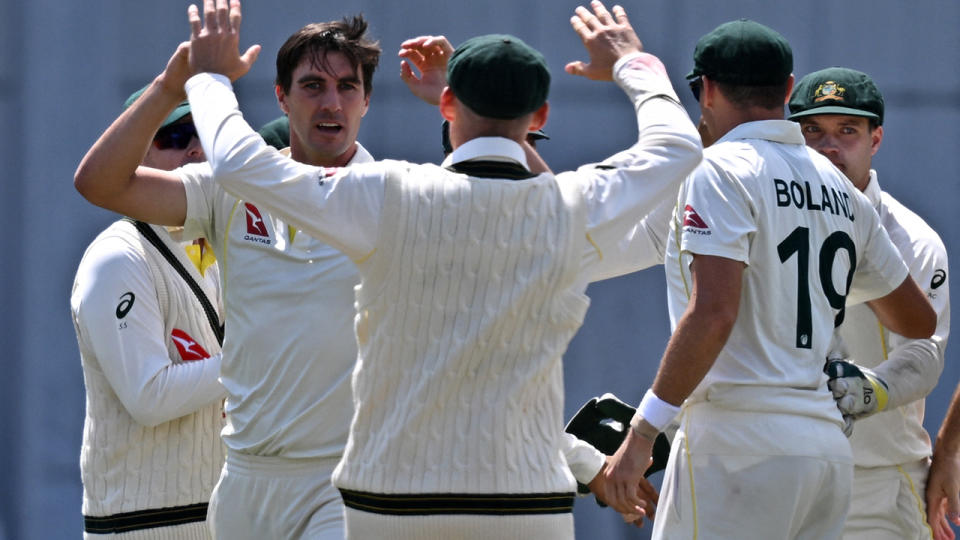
[187,0,261,81]
[399,35,454,106]
[565,0,643,81]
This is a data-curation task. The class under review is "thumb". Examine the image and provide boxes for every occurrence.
[241,44,261,69]
[565,60,589,77]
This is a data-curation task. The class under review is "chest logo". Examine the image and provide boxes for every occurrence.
[244,203,270,237]
[171,329,211,361]
[116,292,135,319]
[682,205,709,229]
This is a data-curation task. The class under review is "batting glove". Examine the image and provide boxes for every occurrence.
[824,360,890,421]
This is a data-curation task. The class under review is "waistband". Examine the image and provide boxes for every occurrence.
[225,449,341,476]
[83,502,207,534]
[339,489,575,516]
[687,383,843,426]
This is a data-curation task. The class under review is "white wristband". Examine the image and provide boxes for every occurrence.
[633,389,681,432]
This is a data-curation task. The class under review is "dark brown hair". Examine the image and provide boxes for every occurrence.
[275,15,381,96]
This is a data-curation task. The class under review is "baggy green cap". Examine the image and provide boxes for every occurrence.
[687,19,792,86]
[788,67,884,125]
[447,34,550,119]
[123,85,191,128]
[258,115,291,149]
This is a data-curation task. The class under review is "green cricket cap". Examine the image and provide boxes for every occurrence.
[123,85,191,129]
[687,19,792,86]
[788,67,884,125]
[258,115,291,149]
[447,34,550,119]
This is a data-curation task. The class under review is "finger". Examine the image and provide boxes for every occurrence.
[590,0,614,25]
[399,61,417,84]
[399,36,431,48]
[399,49,427,68]
[569,14,590,43]
[612,5,630,26]
[188,4,202,38]
[229,0,241,33]
[216,0,229,33]
[425,36,454,55]
[203,0,217,31]
[574,6,600,32]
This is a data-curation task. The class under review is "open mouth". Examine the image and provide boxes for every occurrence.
[316,122,343,134]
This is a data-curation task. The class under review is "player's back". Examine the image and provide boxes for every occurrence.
[665,121,907,410]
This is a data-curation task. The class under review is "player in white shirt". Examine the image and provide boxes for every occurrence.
[788,66,950,540]
[600,20,936,539]
[74,14,381,540]
[181,1,701,537]
[72,92,226,539]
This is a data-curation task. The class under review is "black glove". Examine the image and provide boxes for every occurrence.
[565,393,671,501]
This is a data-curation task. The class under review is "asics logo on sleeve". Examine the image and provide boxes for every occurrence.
[171,329,211,361]
[116,292,135,319]
[932,269,947,290]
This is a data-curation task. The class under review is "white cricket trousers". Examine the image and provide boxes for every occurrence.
[652,398,853,540]
[844,458,934,540]
[344,507,574,540]
[207,451,343,539]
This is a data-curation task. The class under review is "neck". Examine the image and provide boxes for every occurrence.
[289,139,357,167]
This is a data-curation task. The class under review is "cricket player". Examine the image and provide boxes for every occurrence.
[181,0,701,537]
[74,13,381,540]
[790,67,950,540]
[600,20,936,539]
[71,93,225,538]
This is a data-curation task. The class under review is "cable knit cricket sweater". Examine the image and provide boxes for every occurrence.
[333,166,588,496]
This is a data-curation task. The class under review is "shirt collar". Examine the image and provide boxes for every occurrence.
[716,119,806,146]
[862,169,882,209]
[441,136,529,170]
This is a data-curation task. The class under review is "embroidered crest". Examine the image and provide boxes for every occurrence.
[814,81,846,102]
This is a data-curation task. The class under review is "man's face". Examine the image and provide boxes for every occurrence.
[798,114,882,192]
[277,51,370,167]
[142,116,205,171]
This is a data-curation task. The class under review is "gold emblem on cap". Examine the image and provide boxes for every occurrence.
[814,81,846,102]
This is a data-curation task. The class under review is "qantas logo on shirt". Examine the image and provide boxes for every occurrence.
[317,167,339,186]
[681,205,711,235]
[171,329,210,361]
[242,203,272,245]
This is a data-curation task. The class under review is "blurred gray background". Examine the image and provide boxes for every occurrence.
[1,0,957,538]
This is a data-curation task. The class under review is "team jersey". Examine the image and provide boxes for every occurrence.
[71,221,225,537]
[177,144,373,458]
[664,120,909,420]
[184,52,701,504]
[841,171,950,467]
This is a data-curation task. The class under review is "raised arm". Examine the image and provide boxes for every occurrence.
[563,1,701,279]
[74,44,194,226]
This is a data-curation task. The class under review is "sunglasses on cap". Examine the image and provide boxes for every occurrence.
[688,76,703,102]
[153,122,198,150]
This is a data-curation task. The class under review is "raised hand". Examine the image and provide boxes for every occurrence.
[601,426,658,523]
[187,0,261,81]
[399,35,454,106]
[565,1,643,81]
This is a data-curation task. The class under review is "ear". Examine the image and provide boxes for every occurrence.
[439,87,456,122]
[361,93,371,118]
[701,76,716,109]
[870,125,884,156]
[276,85,290,115]
[528,102,549,131]
[782,74,795,105]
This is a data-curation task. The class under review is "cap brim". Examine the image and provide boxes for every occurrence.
[527,129,549,140]
[161,102,192,129]
[788,105,879,122]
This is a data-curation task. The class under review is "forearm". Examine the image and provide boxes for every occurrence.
[129,354,226,426]
[871,336,944,409]
[650,302,731,406]
[75,78,183,208]
[937,384,960,455]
